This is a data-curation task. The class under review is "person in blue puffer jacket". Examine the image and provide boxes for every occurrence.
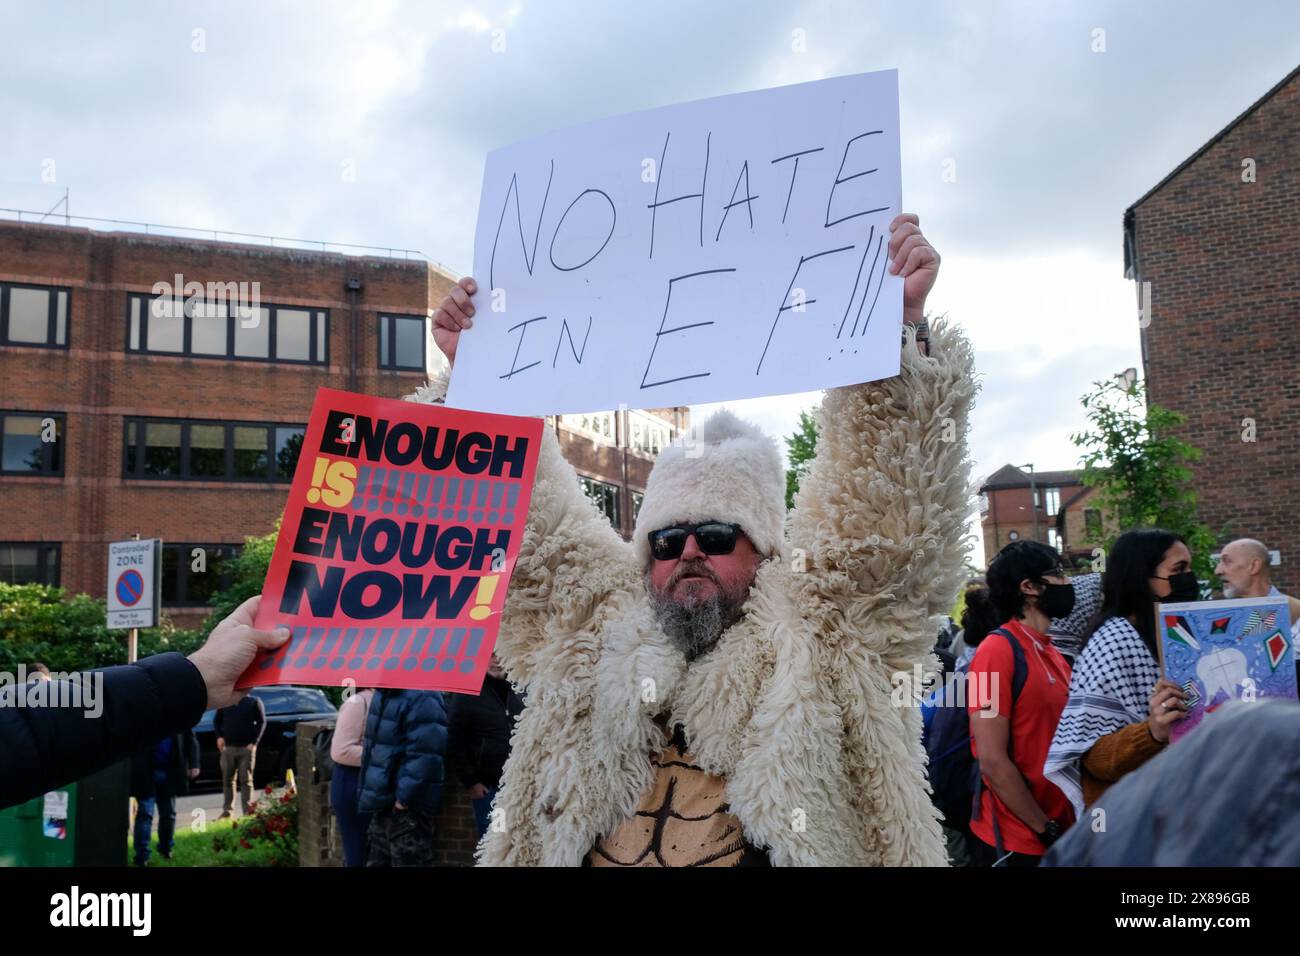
[358,689,449,867]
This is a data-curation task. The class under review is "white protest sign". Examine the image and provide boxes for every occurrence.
[447,69,903,416]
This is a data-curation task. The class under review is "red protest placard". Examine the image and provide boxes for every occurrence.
[243,387,542,694]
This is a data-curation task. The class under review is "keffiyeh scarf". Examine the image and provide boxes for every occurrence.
[1047,572,1102,660]
[1043,615,1160,816]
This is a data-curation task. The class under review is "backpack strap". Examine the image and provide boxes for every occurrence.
[970,625,1033,850]
[991,626,1029,705]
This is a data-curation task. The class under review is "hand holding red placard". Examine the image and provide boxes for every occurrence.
[243,387,542,694]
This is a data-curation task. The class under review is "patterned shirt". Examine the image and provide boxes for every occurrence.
[586,720,769,867]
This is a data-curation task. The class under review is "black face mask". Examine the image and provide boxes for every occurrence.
[1156,571,1200,603]
[1037,581,1076,620]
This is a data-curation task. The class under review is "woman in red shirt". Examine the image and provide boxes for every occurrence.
[967,541,1076,866]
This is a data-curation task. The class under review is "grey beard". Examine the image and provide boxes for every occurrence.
[647,574,749,662]
[1222,584,1238,599]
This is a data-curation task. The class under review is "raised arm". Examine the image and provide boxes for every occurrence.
[788,217,976,669]
[410,278,635,686]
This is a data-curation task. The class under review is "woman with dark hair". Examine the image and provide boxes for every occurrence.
[952,584,1000,668]
[967,541,1075,866]
[1044,529,1193,815]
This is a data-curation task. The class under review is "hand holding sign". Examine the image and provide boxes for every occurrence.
[189,595,291,709]
[433,276,479,365]
[1146,677,1190,743]
[887,214,940,330]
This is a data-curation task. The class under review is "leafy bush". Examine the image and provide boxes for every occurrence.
[0,583,204,674]
[211,783,299,866]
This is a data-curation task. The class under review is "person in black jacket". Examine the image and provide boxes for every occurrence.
[0,596,290,811]
[358,688,449,867]
[130,729,199,865]
[448,655,525,838]
[214,694,266,818]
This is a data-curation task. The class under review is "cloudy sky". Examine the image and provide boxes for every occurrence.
[4,1,1297,562]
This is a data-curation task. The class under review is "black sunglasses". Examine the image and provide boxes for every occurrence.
[648,522,743,561]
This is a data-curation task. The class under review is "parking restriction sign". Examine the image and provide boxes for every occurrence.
[107,538,161,629]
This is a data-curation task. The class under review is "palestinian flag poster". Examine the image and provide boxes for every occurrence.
[1156,596,1297,744]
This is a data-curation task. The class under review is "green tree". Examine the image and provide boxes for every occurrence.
[1071,377,1219,580]
[197,520,282,641]
[784,409,819,510]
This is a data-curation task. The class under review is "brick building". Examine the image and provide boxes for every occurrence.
[978,464,1107,569]
[1124,64,1300,591]
[0,216,688,626]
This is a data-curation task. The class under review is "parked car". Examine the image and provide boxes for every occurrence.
[191,686,337,793]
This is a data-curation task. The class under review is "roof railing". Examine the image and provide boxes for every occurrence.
[0,206,460,278]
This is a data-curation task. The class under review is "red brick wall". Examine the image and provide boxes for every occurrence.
[431,775,479,866]
[1132,71,1300,591]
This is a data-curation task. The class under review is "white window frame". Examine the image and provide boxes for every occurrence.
[1044,487,1061,517]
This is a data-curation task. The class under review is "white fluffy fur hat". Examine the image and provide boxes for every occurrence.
[632,408,787,567]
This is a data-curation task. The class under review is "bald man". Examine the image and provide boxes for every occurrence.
[1215,538,1300,627]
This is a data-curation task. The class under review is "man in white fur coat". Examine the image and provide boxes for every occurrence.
[414,214,974,866]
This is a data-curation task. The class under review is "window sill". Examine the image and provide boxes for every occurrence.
[121,478,292,490]
[125,351,329,367]
[0,342,69,351]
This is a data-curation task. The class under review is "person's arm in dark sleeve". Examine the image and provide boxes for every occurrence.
[213,706,225,741]
[446,694,477,788]
[184,728,200,770]
[252,696,266,746]
[0,653,208,809]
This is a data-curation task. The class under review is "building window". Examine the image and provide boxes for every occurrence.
[579,475,620,529]
[631,490,644,523]
[629,411,672,455]
[127,294,327,365]
[1,283,69,348]
[562,411,617,443]
[0,542,60,585]
[0,412,64,475]
[1044,487,1061,517]
[160,543,240,605]
[1048,528,1062,552]
[379,314,428,371]
[275,426,304,480]
[1084,508,1102,538]
[123,418,305,482]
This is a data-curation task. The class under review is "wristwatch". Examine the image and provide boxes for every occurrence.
[1039,819,1063,847]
